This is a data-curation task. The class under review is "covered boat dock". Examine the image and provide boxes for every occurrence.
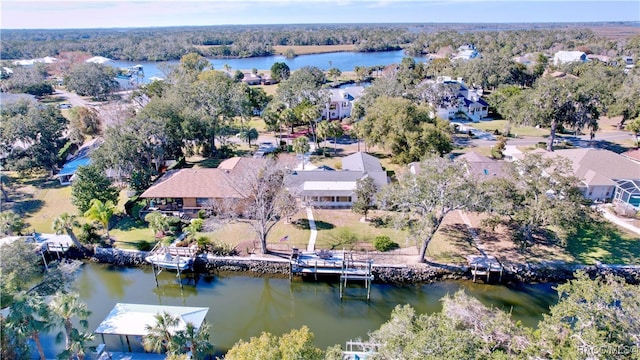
[94,303,209,353]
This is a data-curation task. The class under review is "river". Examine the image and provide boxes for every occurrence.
[38,262,558,357]
[109,50,426,81]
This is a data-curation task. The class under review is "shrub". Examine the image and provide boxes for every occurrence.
[198,209,207,219]
[209,240,237,256]
[78,223,101,244]
[136,240,154,251]
[167,216,183,233]
[189,218,204,232]
[373,236,399,252]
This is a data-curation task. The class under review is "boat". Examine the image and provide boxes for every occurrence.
[145,245,195,271]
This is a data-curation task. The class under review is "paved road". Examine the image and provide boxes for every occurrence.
[55,89,92,108]
[467,130,634,149]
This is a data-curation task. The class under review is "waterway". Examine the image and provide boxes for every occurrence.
[110,50,426,81]
[38,262,558,357]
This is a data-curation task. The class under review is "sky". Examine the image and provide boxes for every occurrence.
[1,0,639,29]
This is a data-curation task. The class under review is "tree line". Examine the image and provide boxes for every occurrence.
[2,23,638,61]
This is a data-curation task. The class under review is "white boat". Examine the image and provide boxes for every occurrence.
[145,248,194,271]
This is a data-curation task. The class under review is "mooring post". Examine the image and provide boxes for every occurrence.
[177,256,184,290]
[152,263,158,287]
[314,261,317,281]
[473,263,477,282]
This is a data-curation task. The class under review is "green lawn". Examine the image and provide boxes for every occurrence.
[198,209,311,252]
[565,218,640,265]
[473,120,549,137]
[427,223,479,264]
[312,209,407,251]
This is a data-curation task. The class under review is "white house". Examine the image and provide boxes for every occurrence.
[321,86,365,120]
[542,148,640,207]
[425,77,489,122]
[453,44,480,61]
[286,152,388,208]
[552,51,587,65]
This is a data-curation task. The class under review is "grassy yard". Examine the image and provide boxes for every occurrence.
[473,120,549,137]
[198,209,311,252]
[565,218,640,265]
[427,212,481,264]
[311,209,407,251]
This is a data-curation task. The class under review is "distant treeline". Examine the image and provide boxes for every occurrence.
[2,22,638,61]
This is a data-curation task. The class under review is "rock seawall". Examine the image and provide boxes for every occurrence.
[90,248,640,284]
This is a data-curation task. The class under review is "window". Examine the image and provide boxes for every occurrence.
[337,196,351,202]
[196,198,210,207]
[342,102,349,107]
[320,196,334,202]
[329,104,337,110]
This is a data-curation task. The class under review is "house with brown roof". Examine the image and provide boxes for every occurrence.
[139,157,264,216]
[542,148,640,208]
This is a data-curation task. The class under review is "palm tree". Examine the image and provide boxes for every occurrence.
[5,294,53,360]
[299,105,320,148]
[50,292,91,352]
[145,211,169,238]
[292,136,310,170]
[83,199,115,241]
[176,322,215,360]
[316,120,330,156]
[279,107,298,135]
[59,328,94,360]
[52,212,84,250]
[0,210,25,236]
[319,120,344,155]
[239,127,259,147]
[143,312,182,355]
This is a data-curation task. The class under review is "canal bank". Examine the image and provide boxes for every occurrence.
[90,247,640,285]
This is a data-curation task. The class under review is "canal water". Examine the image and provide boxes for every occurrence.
[110,50,426,81]
[39,262,558,357]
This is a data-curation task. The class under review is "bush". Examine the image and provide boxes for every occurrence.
[78,223,101,245]
[373,236,399,252]
[198,209,208,219]
[167,216,183,233]
[135,240,154,251]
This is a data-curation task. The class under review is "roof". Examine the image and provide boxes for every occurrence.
[301,181,357,196]
[622,149,640,163]
[86,56,112,64]
[0,92,37,107]
[342,152,384,172]
[543,148,640,186]
[56,156,91,177]
[553,51,587,64]
[140,168,242,199]
[94,303,208,336]
[456,151,509,181]
[140,157,264,199]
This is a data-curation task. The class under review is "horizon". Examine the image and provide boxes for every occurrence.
[2,0,639,30]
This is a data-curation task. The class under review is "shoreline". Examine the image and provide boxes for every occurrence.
[90,247,640,285]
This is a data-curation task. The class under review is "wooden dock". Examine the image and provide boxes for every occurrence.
[290,249,375,300]
[468,255,503,283]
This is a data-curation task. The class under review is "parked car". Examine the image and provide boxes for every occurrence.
[58,103,72,109]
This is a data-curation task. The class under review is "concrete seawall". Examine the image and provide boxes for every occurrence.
[90,247,640,285]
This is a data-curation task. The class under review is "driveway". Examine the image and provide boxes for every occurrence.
[54,89,92,108]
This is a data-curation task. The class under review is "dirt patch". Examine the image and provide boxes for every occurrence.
[597,115,624,132]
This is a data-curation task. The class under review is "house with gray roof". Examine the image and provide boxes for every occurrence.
[286,152,388,208]
[321,86,365,120]
[542,148,640,208]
